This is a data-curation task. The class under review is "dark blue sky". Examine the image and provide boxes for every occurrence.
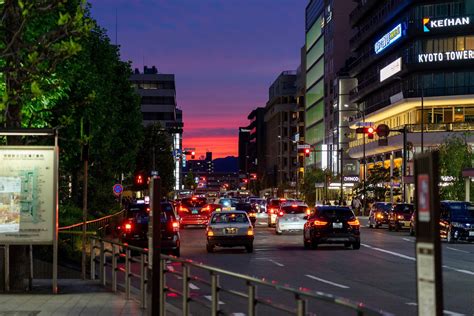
[89,0,306,157]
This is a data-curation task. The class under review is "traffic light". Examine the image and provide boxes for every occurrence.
[366,127,375,139]
[134,172,147,190]
[191,151,195,159]
[304,148,311,157]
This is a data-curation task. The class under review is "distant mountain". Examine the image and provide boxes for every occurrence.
[213,156,238,173]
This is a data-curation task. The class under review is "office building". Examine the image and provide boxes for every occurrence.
[247,107,266,182]
[264,71,298,190]
[130,66,183,191]
[347,0,474,202]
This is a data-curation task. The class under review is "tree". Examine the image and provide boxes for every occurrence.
[1,0,93,131]
[439,135,473,200]
[135,123,175,195]
[184,170,195,190]
[301,167,327,206]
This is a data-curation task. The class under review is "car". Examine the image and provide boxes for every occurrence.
[267,198,293,227]
[178,196,210,227]
[368,202,392,228]
[206,211,254,253]
[440,201,474,243]
[218,198,237,211]
[202,203,223,213]
[249,198,266,213]
[275,202,310,234]
[233,202,257,225]
[119,202,180,256]
[388,203,415,231]
[303,206,360,249]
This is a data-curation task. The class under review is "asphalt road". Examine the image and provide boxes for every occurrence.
[113,215,474,315]
[154,215,474,316]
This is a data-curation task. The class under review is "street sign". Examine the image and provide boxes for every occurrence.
[297,144,311,149]
[113,184,123,196]
[355,121,375,127]
[414,151,443,316]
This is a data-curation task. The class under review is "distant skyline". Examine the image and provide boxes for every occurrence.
[89,0,306,158]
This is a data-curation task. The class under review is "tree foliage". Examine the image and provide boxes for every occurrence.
[1,0,93,128]
[439,135,473,200]
[135,123,175,195]
[301,167,327,206]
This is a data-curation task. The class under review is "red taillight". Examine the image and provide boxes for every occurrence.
[278,211,284,217]
[172,221,179,231]
[313,220,328,226]
[306,208,311,215]
[179,206,189,213]
[124,223,132,232]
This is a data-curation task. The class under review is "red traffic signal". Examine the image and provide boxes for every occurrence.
[366,127,375,139]
[191,151,195,159]
[304,148,311,157]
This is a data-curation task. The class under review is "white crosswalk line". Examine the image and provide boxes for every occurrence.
[305,274,350,289]
[189,283,199,290]
[204,295,225,305]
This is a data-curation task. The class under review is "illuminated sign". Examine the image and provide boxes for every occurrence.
[380,57,402,82]
[418,50,474,63]
[374,24,403,54]
[423,17,470,32]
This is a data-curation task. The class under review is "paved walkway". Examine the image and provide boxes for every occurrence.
[0,280,145,316]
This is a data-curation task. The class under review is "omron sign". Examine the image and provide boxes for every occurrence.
[418,50,474,63]
[374,24,402,54]
[423,17,470,32]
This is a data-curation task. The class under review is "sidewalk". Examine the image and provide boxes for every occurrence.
[0,279,145,316]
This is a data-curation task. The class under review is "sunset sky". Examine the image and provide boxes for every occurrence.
[89,0,306,158]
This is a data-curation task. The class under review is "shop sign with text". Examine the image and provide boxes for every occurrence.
[418,50,474,63]
[423,16,470,32]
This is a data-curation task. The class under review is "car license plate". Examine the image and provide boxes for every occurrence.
[333,222,343,229]
[404,222,410,227]
[226,228,237,235]
[469,231,474,236]
[192,210,198,214]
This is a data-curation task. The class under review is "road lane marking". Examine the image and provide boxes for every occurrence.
[361,243,416,261]
[405,303,465,316]
[189,283,199,290]
[254,258,284,267]
[305,274,350,289]
[363,243,474,276]
[446,247,470,254]
[204,295,225,304]
[402,238,415,242]
[269,259,284,267]
[442,265,474,276]
[231,313,246,316]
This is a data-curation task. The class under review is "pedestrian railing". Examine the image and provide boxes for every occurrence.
[59,210,125,236]
[89,236,392,316]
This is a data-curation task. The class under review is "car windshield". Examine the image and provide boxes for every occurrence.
[316,207,354,219]
[282,205,308,214]
[181,197,207,208]
[446,203,474,220]
[394,204,414,213]
[211,213,249,224]
[376,203,392,211]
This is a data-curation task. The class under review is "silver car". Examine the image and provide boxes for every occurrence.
[206,211,254,253]
[275,202,310,234]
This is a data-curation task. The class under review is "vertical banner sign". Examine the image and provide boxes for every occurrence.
[414,151,442,316]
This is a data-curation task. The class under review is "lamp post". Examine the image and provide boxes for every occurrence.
[343,104,366,215]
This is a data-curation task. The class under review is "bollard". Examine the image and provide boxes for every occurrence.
[247,282,256,316]
[112,244,117,292]
[125,248,131,300]
[182,264,190,316]
[211,273,220,316]
[90,239,96,280]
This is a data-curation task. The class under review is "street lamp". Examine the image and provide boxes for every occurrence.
[343,103,367,215]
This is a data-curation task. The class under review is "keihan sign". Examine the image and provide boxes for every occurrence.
[423,16,470,32]
[418,50,474,63]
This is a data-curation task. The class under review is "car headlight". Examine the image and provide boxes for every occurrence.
[451,222,464,228]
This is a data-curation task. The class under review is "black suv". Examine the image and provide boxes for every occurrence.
[440,201,474,243]
[303,206,360,250]
[119,202,181,256]
[234,202,256,225]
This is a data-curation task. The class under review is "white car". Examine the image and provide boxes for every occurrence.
[275,202,310,234]
[206,211,254,253]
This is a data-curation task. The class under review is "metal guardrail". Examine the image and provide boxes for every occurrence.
[89,236,392,316]
[59,210,125,235]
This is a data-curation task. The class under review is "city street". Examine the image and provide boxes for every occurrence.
[158,215,474,315]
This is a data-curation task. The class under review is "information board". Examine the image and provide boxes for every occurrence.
[0,147,56,244]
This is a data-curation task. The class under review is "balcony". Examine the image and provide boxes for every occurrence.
[349,0,379,27]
